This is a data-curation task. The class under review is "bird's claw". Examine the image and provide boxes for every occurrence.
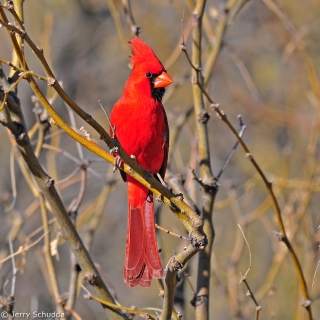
[155,171,167,188]
[174,193,184,201]
[156,194,164,202]
[110,146,118,154]
[113,155,124,173]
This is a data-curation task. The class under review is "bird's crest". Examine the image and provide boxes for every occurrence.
[129,37,165,73]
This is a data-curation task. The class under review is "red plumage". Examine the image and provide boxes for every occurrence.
[110,37,172,287]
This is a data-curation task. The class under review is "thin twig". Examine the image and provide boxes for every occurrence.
[4,147,17,212]
[155,224,188,241]
[69,164,88,214]
[121,0,140,37]
[105,0,130,54]
[240,274,262,320]
[312,247,320,290]
[33,106,50,158]
[81,285,155,319]
[216,115,246,181]
[67,165,88,311]
[237,225,261,319]
[64,306,82,320]
[237,224,251,278]
[0,58,47,81]
[0,91,8,112]
[0,232,48,265]
[225,43,259,100]
[39,194,65,314]
[202,0,251,86]
[8,237,17,298]
[3,71,26,93]
[66,104,84,160]
[98,100,115,137]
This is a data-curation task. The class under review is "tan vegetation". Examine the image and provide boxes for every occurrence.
[0,0,319,319]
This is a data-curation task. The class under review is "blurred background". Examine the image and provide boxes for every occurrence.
[0,0,320,319]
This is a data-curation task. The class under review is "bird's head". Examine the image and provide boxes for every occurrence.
[128,37,173,102]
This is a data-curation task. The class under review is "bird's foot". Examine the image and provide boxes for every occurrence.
[144,170,152,181]
[113,155,124,173]
[155,171,168,188]
[156,194,163,202]
[155,172,167,202]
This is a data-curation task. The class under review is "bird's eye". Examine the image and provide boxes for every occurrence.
[146,72,152,78]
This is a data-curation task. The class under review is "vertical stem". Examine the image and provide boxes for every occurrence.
[191,1,216,320]
[122,0,140,36]
[39,194,65,318]
[10,0,24,77]
[66,167,87,313]
[192,0,210,180]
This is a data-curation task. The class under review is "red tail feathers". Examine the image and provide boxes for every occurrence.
[124,176,164,287]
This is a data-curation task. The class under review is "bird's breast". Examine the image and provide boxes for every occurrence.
[110,99,166,173]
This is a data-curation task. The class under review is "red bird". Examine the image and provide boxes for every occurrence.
[110,37,173,287]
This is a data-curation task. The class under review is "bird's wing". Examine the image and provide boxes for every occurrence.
[158,106,169,180]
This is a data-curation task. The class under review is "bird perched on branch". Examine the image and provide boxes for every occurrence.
[110,37,173,287]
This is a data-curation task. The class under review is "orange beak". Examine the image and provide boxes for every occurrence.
[153,71,173,88]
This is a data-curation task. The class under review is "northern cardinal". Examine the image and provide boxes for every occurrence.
[110,37,173,287]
